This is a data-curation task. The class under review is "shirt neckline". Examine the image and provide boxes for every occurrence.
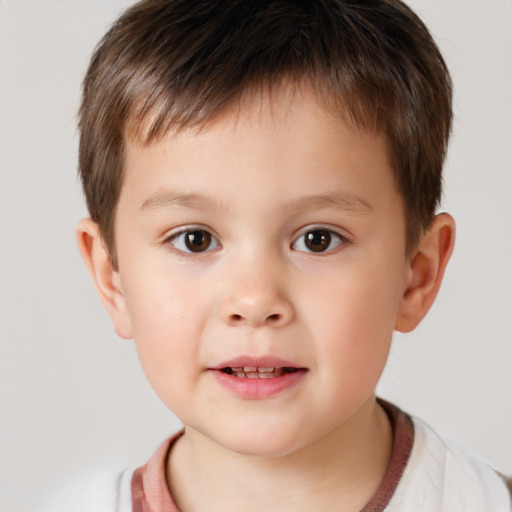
[131,399,415,512]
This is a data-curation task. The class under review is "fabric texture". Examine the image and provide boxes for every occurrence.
[360,399,414,511]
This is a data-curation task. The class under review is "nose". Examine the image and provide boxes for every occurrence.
[219,268,294,328]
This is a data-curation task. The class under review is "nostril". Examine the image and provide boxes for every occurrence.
[228,313,281,324]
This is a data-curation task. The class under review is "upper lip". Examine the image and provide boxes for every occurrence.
[210,356,305,370]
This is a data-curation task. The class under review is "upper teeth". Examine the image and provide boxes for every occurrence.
[229,366,283,378]
[231,367,276,372]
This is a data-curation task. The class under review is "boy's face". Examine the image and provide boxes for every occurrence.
[113,85,411,457]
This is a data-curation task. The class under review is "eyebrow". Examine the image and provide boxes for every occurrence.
[140,191,225,213]
[285,192,374,215]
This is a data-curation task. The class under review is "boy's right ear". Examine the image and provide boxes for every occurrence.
[76,218,133,340]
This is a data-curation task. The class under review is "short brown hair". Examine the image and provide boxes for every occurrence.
[79,0,452,267]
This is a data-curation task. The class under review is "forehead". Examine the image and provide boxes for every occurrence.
[120,83,396,217]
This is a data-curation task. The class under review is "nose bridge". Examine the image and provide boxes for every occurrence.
[218,247,294,328]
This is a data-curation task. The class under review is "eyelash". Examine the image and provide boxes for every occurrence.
[292,226,348,254]
[166,227,221,254]
[165,226,348,255]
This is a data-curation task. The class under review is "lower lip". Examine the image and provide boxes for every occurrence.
[211,370,307,399]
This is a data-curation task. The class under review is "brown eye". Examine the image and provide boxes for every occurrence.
[185,230,211,252]
[292,228,344,253]
[170,229,220,253]
[305,230,331,252]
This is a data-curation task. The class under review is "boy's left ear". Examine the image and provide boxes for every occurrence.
[395,213,456,333]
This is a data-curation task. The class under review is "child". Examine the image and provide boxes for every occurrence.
[75,0,511,510]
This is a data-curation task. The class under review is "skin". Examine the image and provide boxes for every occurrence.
[77,84,455,512]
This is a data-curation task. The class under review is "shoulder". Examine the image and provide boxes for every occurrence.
[41,434,180,512]
[40,467,135,512]
[388,414,512,511]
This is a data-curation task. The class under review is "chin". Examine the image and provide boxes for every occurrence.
[226,439,300,459]
[210,423,312,459]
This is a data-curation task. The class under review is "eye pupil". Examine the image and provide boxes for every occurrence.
[185,230,211,252]
[305,230,331,252]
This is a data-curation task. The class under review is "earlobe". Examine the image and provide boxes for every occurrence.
[76,218,133,339]
[395,213,456,333]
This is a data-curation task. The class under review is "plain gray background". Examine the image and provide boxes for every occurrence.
[1,1,511,510]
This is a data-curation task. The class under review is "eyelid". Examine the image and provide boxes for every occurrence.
[164,224,221,254]
[291,224,349,253]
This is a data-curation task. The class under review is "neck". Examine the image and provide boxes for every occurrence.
[167,397,392,512]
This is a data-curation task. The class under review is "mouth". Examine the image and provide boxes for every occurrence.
[210,357,307,398]
[220,366,301,379]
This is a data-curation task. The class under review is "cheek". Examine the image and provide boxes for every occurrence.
[122,273,206,391]
[304,259,403,381]
[124,256,206,336]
